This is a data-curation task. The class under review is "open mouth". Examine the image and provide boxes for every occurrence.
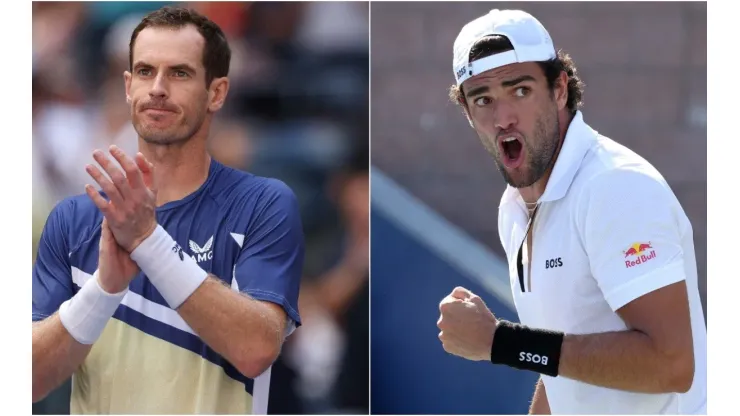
[499,136,525,168]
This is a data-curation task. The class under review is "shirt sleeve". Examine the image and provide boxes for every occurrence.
[233,179,304,328]
[577,169,687,311]
[33,200,74,322]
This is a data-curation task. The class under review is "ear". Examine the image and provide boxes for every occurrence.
[207,77,230,113]
[554,71,569,111]
[123,71,132,104]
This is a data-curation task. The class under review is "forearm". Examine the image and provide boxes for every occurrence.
[177,276,285,378]
[128,226,287,378]
[558,330,693,393]
[529,377,550,414]
[32,314,92,402]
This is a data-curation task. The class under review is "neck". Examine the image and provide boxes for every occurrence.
[138,133,211,207]
[519,110,573,205]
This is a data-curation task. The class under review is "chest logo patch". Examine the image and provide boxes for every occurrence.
[545,258,563,269]
[189,236,214,263]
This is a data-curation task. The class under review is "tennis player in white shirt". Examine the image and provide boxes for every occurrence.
[436,9,707,415]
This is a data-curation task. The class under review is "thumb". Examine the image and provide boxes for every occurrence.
[451,286,473,301]
[99,218,110,248]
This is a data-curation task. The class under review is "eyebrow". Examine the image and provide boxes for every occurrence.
[133,61,197,74]
[170,64,197,74]
[466,75,537,98]
[501,75,536,88]
[466,85,489,98]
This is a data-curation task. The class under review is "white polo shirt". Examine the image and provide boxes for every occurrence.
[497,111,707,414]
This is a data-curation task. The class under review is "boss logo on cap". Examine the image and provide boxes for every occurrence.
[456,66,467,80]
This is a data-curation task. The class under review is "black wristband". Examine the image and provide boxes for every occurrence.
[490,320,564,377]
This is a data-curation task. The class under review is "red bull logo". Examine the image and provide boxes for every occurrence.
[623,242,656,268]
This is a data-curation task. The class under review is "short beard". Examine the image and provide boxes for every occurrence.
[139,128,196,146]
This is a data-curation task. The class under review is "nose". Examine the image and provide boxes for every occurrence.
[492,100,518,132]
[149,72,169,100]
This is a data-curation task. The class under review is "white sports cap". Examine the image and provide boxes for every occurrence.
[452,9,556,86]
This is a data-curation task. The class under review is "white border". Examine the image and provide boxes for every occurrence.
[705,1,727,415]
[14,1,722,416]
[11,1,33,412]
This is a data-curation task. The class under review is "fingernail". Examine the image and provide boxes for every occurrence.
[110,145,119,153]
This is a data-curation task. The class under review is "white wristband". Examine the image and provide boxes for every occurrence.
[130,225,208,309]
[59,272,127,345]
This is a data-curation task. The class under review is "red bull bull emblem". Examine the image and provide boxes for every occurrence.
[623,242,656,268]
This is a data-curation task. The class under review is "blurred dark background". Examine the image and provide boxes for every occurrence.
[370,1,706,414]
[32,1,368,414]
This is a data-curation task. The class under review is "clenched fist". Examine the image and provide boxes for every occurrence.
[437,286,498,361]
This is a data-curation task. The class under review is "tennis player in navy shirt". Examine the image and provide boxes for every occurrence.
[32,7,304,414]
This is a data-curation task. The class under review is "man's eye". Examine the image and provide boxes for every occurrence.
[474,97,491,106]
[137,68,152,76]
[515,87,530,97]
[173,70,188,78]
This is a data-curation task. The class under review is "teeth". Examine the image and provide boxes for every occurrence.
[502,137,517,143]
